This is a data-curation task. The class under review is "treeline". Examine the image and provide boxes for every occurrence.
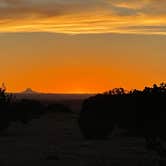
[79,83,166,141]
[0,85,72,131]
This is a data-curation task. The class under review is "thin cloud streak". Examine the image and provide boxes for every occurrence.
[0,0,166,34]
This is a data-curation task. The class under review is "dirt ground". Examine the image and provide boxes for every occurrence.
[0,112,162,166]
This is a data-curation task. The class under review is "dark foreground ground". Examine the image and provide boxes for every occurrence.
[0,111,163,166]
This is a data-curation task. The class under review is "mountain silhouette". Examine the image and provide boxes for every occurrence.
[21,88,38,94]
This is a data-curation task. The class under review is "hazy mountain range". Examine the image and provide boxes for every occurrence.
[12,88,94,102]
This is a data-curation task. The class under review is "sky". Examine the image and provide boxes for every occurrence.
[0,0,166,93]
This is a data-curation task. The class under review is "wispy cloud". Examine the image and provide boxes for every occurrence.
[0,0,166,34]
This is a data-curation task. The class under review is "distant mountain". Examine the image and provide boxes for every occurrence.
[15,88,94,103]
[15,89,94,102]
[21,88,39,94]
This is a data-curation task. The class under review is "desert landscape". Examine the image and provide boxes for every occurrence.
[0,98,163,166]
[1,0,166,165]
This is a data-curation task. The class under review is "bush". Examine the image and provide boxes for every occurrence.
[12,99,44,124]
[0,84,13,131]
[79,83,166,140]
[79,94,115,139]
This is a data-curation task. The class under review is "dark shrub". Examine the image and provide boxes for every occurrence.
[0,84,45,131]
[12,99,44,124]
[79,83,166,141]
[0,85,12,131]
[79,94,115,139]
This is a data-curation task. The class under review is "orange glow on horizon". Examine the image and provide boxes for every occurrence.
[0,1,165,94]
[2,63,164,94]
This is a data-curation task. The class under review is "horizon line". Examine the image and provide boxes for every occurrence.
[7,91,96,95]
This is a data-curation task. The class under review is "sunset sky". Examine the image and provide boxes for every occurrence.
[0,0,166,93]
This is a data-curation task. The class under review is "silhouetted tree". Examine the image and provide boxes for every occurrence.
[0,84,45,131]
[0,84,13,131]
[78,83,166,151]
